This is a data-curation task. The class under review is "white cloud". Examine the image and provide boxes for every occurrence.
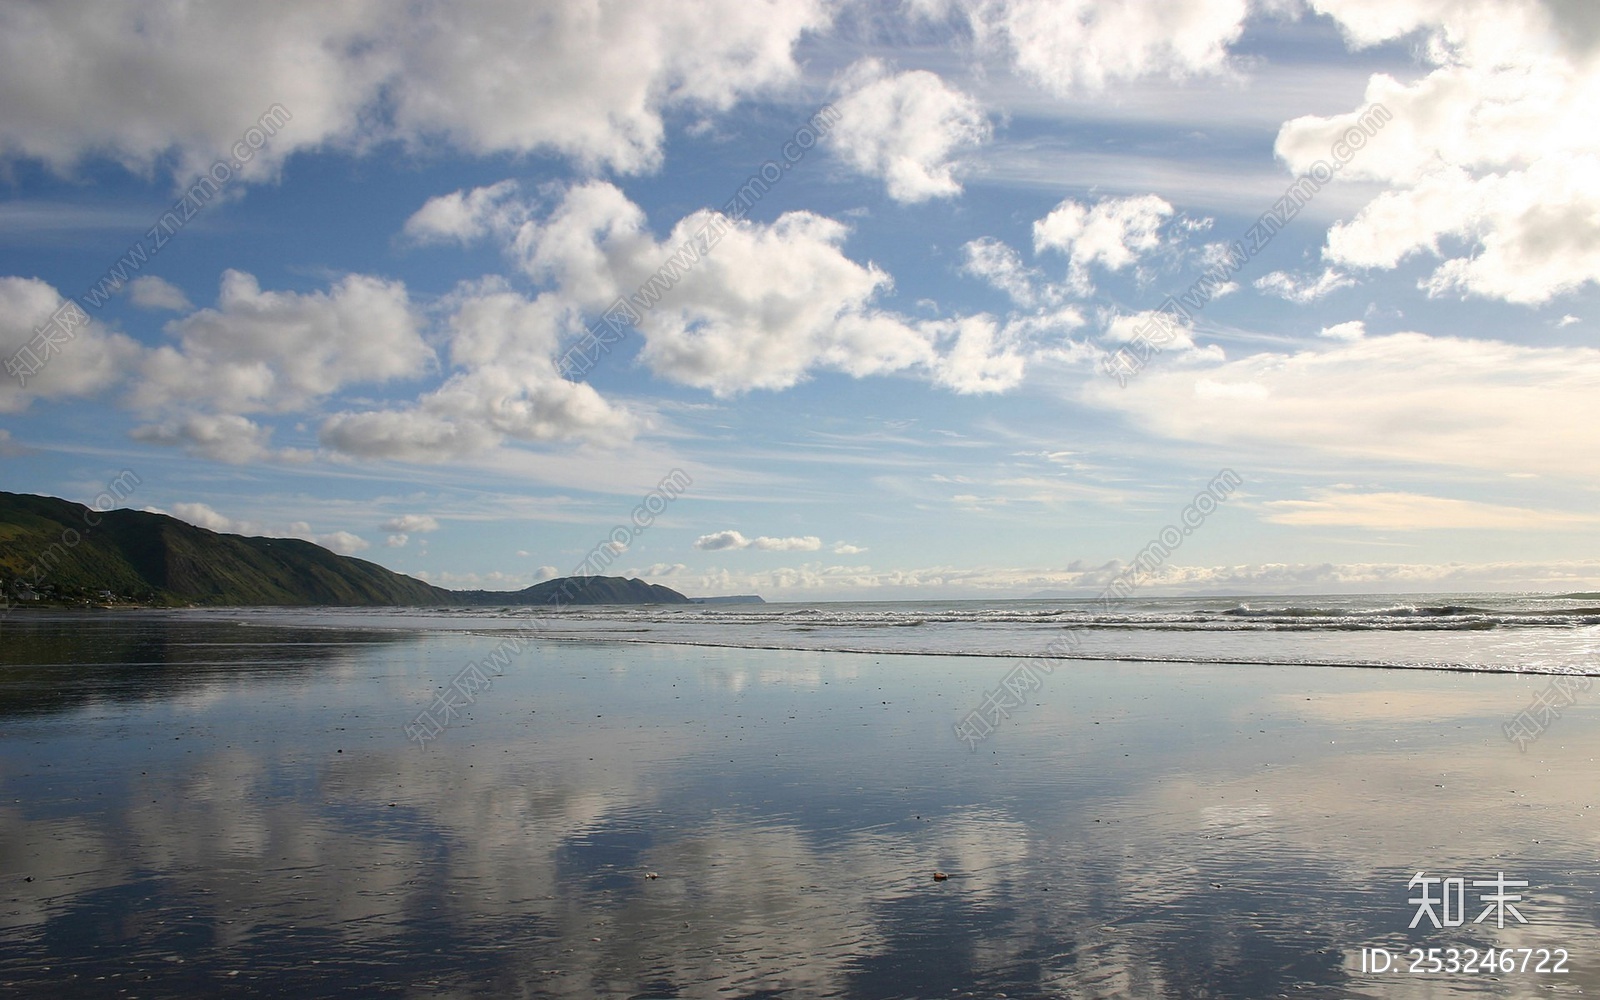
[1082,330,1600,479]
[1277,0,1600,304]
[381,514,439,533]
[1260,490,1600,530]
[320,368,635,461]
[126,276,192,311]
[954,0,1251,94]
[318,407,500,463]
[1557,314,1581,328]
[1033,194,1173,293]
[922,315,1028,393]
[403,180,524,245]
[1318,319,1366,340]
[131,270,432,415]
[130,413,312,464]
[831,542,868,555]
[609,207,934,394]
[165,501,244,533]
[751,535,823,552]
[695,530,750,551]
[0,277,140,413]
[827,59,990,203]
[1102,309,1208,356]
[0,0,830,181]
[463,181,1028,396]
[1253,267,1355,303]
[694,530,823,552]
[999,307,1090,351]
[962,237,1061,308]
[390,0,830,173]
[319,281,638,462]
[158,502,367,553]
[296,527,370,556]
[382,515,440,547]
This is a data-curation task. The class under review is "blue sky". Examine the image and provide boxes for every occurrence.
[2,0,1598,599]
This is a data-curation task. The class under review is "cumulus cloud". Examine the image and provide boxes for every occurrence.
[951,0,1251,94]
[7,246,639,469]
[320,369,635,460]
[381,514,440,533]
[319,280,638,461]
[751,535,823,552]
[1082,330,1600,479]
[1033,194,1174,294]
[827,59,990,202]
[632,210,943,394]
[1278,0,1600,304]
[126,276,192,311]
[694,530,749,551]
[432,181,1029,396]
[403,180,524,245]
[165,501,242,533]
[295,527,370,556]
[318,407,500,462]
[1318,320,1366,341]
[0,276,140,413]
[922,315,1028,393]
[694,530,824,552]
[158,502,367,553]
[131,270,432,415]
[130,413,312,464]
[0,0,830,181]
[381,513,440,547]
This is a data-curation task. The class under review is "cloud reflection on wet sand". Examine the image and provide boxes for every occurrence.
[2,614,1597,997]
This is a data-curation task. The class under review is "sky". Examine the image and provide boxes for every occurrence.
[2,0,1598,601]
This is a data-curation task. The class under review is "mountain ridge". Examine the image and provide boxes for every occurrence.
[0,492,693,608]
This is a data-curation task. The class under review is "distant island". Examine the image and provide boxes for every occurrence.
[0,492,722,608]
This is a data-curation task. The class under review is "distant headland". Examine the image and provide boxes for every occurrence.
[0,492,751,608]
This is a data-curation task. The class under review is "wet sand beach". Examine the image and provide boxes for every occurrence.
[2,611,1597,998]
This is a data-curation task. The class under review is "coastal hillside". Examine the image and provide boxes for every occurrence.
[0,492,691,608]
[452,576,690,606]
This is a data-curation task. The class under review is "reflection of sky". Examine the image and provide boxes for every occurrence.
[1,614,1598,997]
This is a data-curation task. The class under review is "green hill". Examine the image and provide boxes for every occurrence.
[0,492,690,608]
[453,576,689,606]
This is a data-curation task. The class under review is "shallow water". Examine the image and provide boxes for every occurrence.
[2,610,1598,997]
[218,592,1600,673]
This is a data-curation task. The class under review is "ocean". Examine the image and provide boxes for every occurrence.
[1,597,1597,997]
[229,591,1600,673]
